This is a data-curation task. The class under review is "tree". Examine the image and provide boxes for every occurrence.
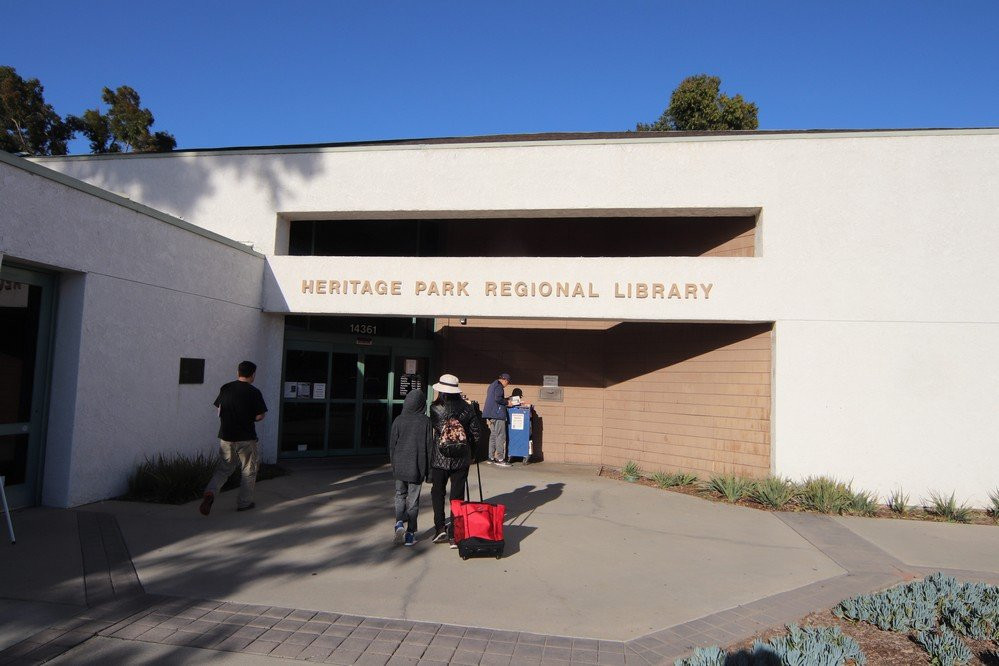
[636,74,759,132]
[70,85,176,153]
[0,66,74,155]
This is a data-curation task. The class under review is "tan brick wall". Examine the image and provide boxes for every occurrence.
[436,319,772,477]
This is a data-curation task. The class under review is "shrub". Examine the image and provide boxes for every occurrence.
[887,487,910,516]
[622,460,642,482]
[925,491,973,523]
[914,626,973,666]
[799,476,853,514]
[675,625,866,666]
[670,471,699,487]
[988,488,999,521]
[674,646,725,666]
[651,470,698,489]
[650,471,672,489]
[704,475,755,503]
[836,573,999,647]
[124,452,286,504]
[846,489,880,517]
[751,476,798,510]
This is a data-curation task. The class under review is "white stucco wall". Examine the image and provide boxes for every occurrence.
[1,154,280,507]
[35,130,999,506]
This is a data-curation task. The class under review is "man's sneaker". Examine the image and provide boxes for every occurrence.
[495,460,511,467]
[449,539,458,549]
[485,459,494,465]
[432,531,449,544]
[404,532,416,547]
[394,521,406,545]
[236,502,255,512]
[199,492,214,516]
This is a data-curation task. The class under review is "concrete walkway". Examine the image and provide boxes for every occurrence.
[1,461,997,665]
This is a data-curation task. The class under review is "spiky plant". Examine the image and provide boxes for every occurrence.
[925,491,973,523]
[988,488,999,522]
[887,487,910,515]
[848,489,880,517]
[750,476,799,510]
[704,475,754,503]
[650,471,672,489]
[622,460,642,483]
[800,476,853,514]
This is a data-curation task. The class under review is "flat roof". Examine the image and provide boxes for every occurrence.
[29,127,999,159]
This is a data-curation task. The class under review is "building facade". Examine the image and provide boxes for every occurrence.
[2,128,997,508]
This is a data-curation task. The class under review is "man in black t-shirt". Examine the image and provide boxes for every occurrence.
[200,361,268,515]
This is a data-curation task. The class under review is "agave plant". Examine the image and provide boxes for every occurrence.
[622,460,642,483]
[847,489,880,517]
[704,475,754,503]
[750,476,799,510]
[887,487,910,515]
[799,476,853,514]
[924,491,974,523]
[988,488,999,521]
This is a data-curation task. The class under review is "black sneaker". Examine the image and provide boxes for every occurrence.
[236,502,256,512]
[432,531,449,544]
[449,539,458,549]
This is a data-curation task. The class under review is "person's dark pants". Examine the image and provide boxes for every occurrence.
[394,480,422,534]
[430,466,469,536]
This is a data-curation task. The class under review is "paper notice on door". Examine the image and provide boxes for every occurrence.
[510,412,525,430]
[283,382,298,398]
[405,359,418,374]
[297,382,311,398]
[313,383,326,399]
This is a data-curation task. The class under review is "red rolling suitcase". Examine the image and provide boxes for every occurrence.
[450,463,505,559]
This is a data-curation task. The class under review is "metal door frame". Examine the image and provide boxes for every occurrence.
[0,264,56,508]
[279,332,434,458]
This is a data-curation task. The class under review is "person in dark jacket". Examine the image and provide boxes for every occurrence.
[428,373,483,546]
[389,388,432,547]
[482,372,511,466]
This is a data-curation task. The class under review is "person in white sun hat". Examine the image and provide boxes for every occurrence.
[428,373,483,546]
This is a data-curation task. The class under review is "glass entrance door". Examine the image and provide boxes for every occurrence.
[280,344,402,456]
[0,266,55,508]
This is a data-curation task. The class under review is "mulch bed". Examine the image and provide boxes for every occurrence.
[597,467,999,526]
[722,609,999,665]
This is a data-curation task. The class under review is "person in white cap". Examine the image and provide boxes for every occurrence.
[428,373,483,546]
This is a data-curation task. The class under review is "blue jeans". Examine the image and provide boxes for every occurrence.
[394,480,422,533]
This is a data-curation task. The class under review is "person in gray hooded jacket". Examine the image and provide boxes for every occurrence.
[389,388,432,547]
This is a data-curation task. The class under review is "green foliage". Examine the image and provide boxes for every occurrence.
[70,85,176,153]
[914,626,973,666]
[846,489,880,517]
[887,487,910,515]
[987,488,999,521]
[836,572,999,658]
[800,477,853,514]
[124,452,285,504]
[676,624,866,666]
[750,476,799,510]
[637,74,759,132]
[704,475,754,503]
[651,470,698,489]
[0,65,73,155]
[674,646,725,666]
[622,460,642,482]
[650,471,672,489]
[925,491,973,523]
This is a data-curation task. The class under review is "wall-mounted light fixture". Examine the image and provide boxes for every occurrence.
[459,318,468,325]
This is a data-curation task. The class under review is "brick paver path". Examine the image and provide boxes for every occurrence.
[2,509,997,665]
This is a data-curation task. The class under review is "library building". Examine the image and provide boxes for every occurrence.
[1,128,996,509]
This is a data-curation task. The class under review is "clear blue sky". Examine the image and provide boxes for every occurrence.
[4,1,998,152]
